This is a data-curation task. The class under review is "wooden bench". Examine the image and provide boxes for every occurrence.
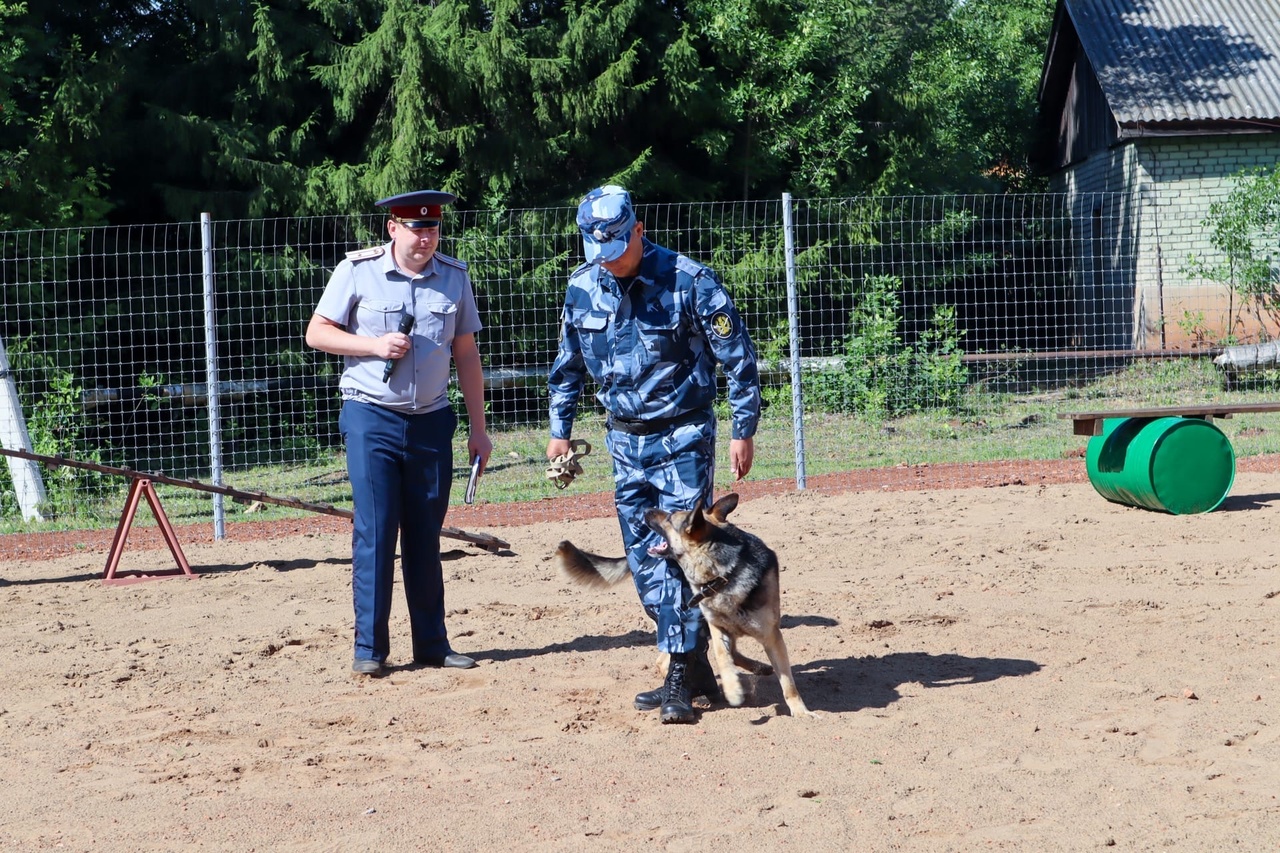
[1059,402,1280,437]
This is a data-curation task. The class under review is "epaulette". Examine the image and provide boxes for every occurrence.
[675,254,711,278]
[345,245,386,262]
[435,252,469,271]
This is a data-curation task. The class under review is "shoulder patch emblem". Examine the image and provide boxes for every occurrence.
[345,245,385,261]
[710,311,734,339]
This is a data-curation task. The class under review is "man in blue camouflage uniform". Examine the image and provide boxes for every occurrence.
[307,189,493,678]
[547,185,762,724]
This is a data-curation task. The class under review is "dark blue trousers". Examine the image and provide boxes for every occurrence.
[340,400,456,664]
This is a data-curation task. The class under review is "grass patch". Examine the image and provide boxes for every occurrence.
[6,358,1280,534]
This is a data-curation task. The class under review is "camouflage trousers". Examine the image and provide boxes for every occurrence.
[605,417,716,654]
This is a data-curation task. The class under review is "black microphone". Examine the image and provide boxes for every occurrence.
[382,314,415,383]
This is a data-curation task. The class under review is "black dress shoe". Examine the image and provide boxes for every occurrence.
[416,652,477,669]
[351,658,385,677]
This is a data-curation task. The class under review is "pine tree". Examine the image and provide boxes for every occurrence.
[300,0,724,210]
[0,1,113,228]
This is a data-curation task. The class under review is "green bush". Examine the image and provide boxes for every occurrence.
[805,275,967,418]
[1184,164,1280,343]
[18,372,115,518]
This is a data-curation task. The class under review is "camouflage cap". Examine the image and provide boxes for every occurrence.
[576,185,636,264]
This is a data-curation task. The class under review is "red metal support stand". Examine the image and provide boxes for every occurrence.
[103,478,197,585]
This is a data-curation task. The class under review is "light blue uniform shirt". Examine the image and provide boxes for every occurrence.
[314,243,481,413]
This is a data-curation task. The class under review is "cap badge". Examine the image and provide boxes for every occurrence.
[593,228,607,242]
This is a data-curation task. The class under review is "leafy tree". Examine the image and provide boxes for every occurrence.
[1185,164,1280,342]
[687,0,874,198]
[1,0,1057,226]
[99,0,278,222]
[854,0,1052,194]
[291,0,723,210]
[0,1,113,228]
[292,0,1053,208]
[1,0,329,224]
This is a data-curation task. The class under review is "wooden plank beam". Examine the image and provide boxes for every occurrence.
[1058,402,1280,437]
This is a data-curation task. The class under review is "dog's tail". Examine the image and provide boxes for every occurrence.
[554,540,631,587]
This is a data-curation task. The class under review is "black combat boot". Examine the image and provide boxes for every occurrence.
[634,682,664,711]
[658,653,697,724]
[634,622,720,711]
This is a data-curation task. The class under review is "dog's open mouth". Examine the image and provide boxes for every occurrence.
[646,539,671,558]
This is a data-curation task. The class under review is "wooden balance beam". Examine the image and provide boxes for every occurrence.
[0,447,510,584]
[1058,402,1280,437]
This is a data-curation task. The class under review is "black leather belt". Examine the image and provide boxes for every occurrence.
[607,410,705,436]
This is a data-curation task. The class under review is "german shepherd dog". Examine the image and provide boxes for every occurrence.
[555,493,814,717]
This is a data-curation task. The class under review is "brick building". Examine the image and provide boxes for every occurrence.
[1036,0,1280,349]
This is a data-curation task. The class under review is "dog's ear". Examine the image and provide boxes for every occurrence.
[709,493,739,522]
[687,504,711,540]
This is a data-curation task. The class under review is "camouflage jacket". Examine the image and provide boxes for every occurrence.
[548,238,761,440]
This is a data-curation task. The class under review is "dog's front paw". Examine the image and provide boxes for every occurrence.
[785,701,818,719]
[722,676,746,707]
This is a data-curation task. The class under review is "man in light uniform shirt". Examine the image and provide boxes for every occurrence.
[307,189,493,677]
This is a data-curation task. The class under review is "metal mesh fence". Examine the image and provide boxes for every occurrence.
[3,192,1278,546]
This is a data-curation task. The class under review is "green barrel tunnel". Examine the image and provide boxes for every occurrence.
[1085,416,1236,514]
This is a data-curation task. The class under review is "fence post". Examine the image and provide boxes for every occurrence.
[781,193,807,490]
[0,334,48,521]
[201,213,226,539]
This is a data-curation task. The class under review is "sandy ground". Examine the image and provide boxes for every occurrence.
[4,474,1280,851]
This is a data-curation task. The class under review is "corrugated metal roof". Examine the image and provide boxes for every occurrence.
[1065,0,1280,124]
